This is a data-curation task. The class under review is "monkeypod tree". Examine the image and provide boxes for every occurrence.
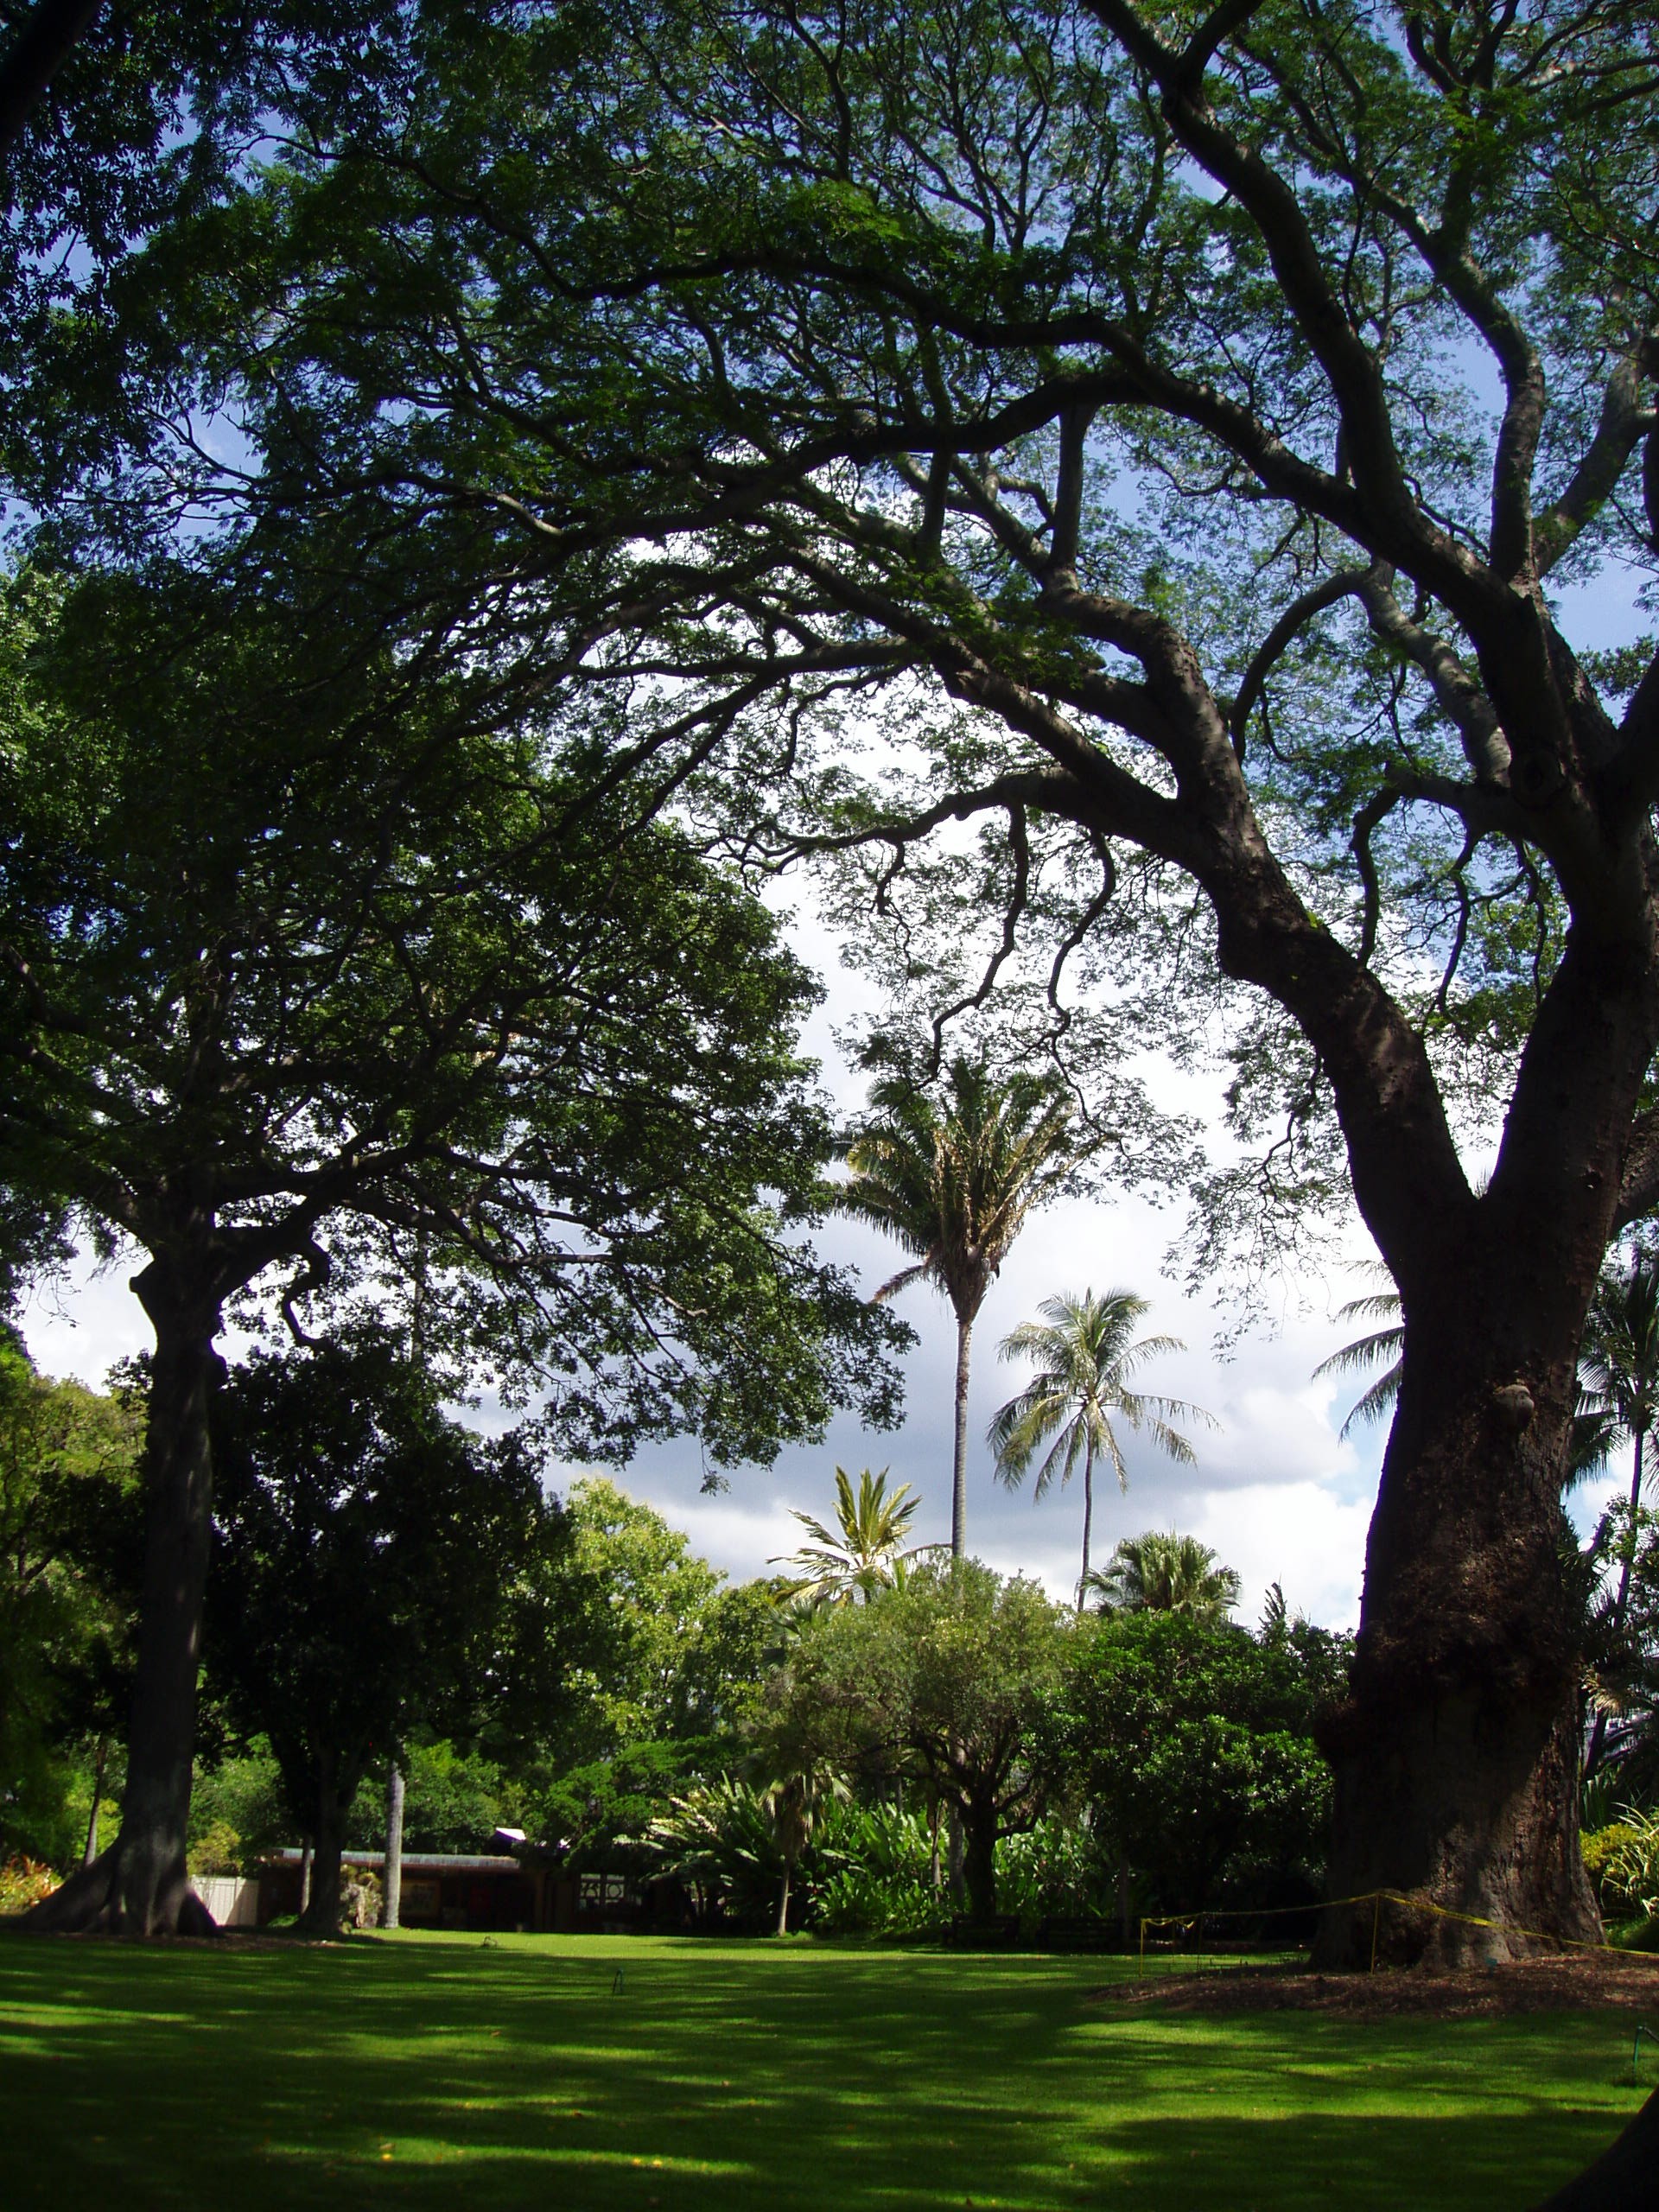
[0,566,902,1932]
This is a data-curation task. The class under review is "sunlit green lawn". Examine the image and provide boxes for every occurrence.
[0,1929,1644,2209]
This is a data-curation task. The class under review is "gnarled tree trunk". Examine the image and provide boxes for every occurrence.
[28,1259,222,1936]
[1315,1233,1610,1965]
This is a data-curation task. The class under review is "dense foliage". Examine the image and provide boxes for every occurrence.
[0,1337,140,1864]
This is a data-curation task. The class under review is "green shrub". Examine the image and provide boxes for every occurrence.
[995,1819,1109,1924]
[813,1864,938,1936]
[187,1818,243,1878]
[811,1802,938,1935]
[1595,1809,1659,1919]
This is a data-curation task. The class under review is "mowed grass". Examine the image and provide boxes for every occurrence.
[0,1930,1646,2211]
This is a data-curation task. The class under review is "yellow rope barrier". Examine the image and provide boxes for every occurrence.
[1135,1888,1659,1976]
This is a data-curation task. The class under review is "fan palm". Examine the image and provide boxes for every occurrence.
[988,1289,1213,1610]
[771,1466,922,1606]
[841,1054,1077,1558]
[1086,1530,1243,1619]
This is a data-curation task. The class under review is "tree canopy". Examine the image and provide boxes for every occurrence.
[3,558,903,1933]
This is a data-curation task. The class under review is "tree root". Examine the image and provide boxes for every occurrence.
[22,1840,219,1937]
[1532,2086,1659,2211]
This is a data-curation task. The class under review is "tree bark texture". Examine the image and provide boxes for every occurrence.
[961,1801,997,1924]
[28,1262,223,1936]
[383,1764,404,1930]
[774,1861,791,1938]
[1314,1239,1618,1963]
[951,1313,972,1560]
[297,1754,349,1937]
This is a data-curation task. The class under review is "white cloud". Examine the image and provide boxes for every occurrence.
[1190,1480,1373,1631]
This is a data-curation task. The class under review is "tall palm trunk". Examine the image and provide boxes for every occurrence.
[81,1735,109,1867]
[1586,1428,1648,1782]
[1614,1427,1646,1634]
[775,1859,791,1937]
[951,1312,973,1558]
[383,1762,405,1930]
[1077,1437,1095,1615]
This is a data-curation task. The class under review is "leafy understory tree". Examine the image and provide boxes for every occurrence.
[206,1335,570,1936]
[3,568,902,1933]
[772,1465,922,1608]
[0,1332,142,1866]
[989,1289,1212,1609]
[766,1561,1068,1923]
[841,1055,1079,1558]
[748,1722,849,1937]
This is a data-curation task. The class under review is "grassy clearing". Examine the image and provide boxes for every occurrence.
[0,1929,1643,2210]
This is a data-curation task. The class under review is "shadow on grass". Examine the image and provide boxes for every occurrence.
[0,1932,1638,2211]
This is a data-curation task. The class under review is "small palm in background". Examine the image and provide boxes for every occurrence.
[1086,1530,1242,1620]
[772,1466,922,1608]
[840,1053,1078,1559]
[988,1289,1213,1611]
[1575,1249,1659,1782]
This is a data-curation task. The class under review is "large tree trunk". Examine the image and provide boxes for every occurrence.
[1157,746,1659,1967]
[961,1799,997,1924]
[29,1261,223,1936]
[1316,1249,1605,1966]
[950,1312,973,1559]
[297,1755,349,1937]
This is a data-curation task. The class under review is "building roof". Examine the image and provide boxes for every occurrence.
[264,1849,526,1875]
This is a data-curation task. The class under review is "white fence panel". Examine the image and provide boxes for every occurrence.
[192,1875,258,1928]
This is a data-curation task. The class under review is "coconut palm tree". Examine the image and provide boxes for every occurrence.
[771,1466,922,1606]
[1578,1251,1659,1783]
[1086,1530,1242,1619]
[841,1054,1077,1558]
[988,1289,1213,1610]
